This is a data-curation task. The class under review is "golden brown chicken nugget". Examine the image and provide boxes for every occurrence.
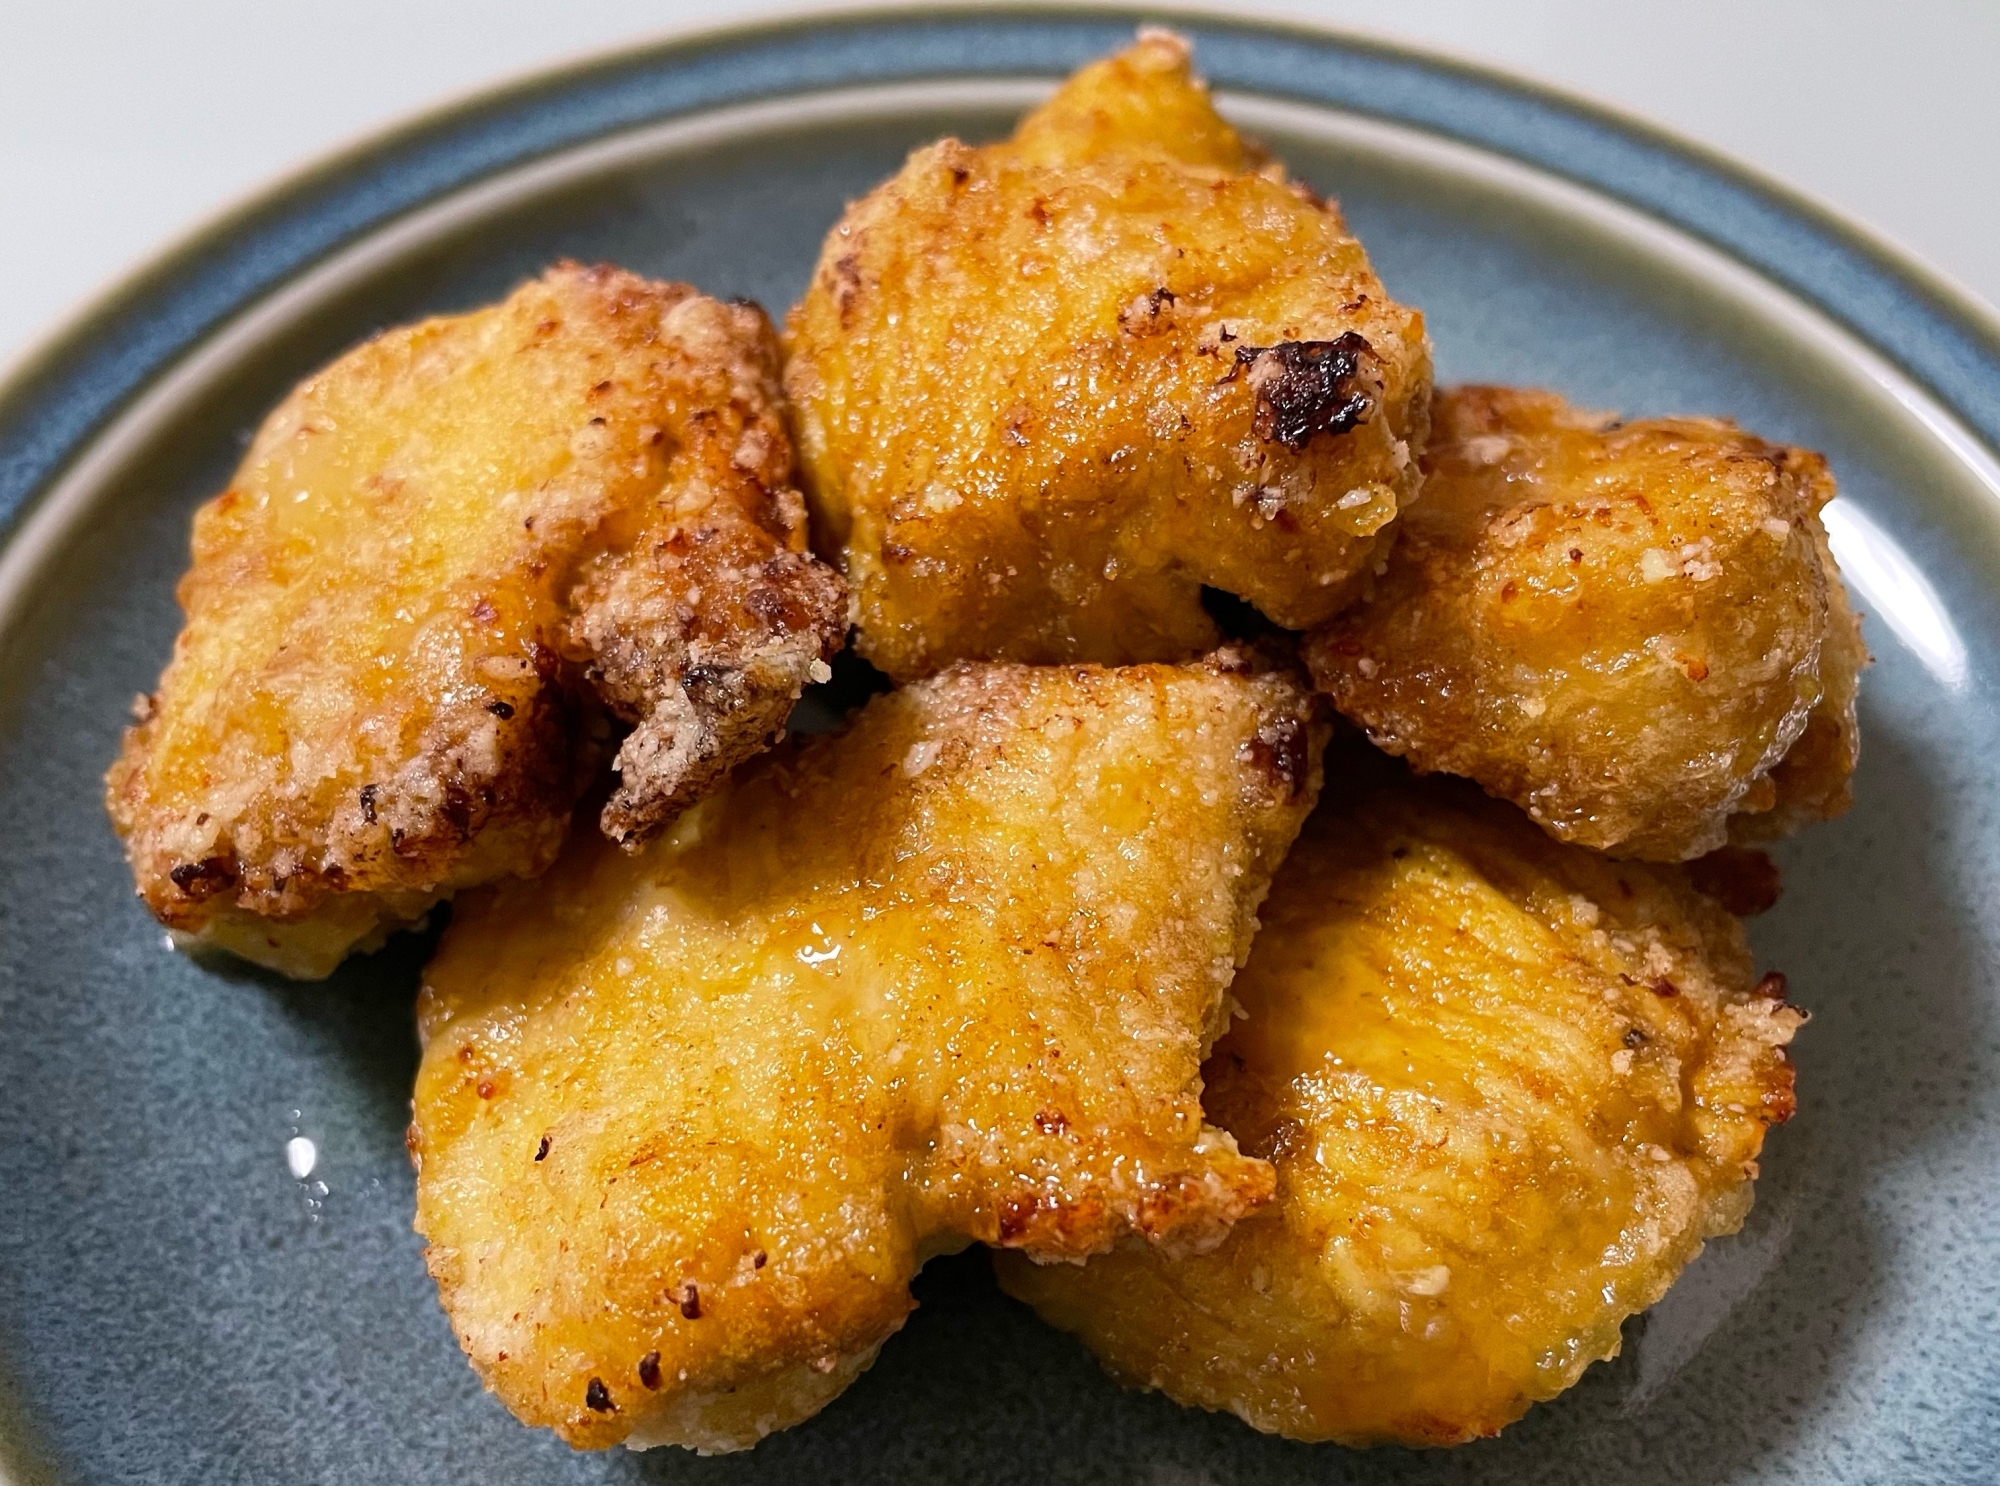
[1306,385,1862,860]
[1732,506,1864,840]
[105,263,846,977]
[410,654,1326,1452]
[1000,753,1803,1445]
[785,30,1430,678]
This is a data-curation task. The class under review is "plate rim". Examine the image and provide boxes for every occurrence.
[2,2,2000,566]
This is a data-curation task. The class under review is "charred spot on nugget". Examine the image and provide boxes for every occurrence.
[785,30,1430,679]
[1232,333,1377,449]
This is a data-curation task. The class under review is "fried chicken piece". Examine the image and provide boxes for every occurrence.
[410,654,1326,1452]
[1000,753,1803,1445]
[1730,507,1864,841]
[104,263,846,977]
[1305,386,1861,860]
[785,30,1430,679]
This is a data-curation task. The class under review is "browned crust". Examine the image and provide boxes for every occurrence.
[1306,384,1860,860]
[995,751,1805,1446]
[577,541,848,848]
[410,651,1326,1448]
[106,262,846,963]
[1729,508,1867,842]
[105,630,588,930]
[782,33,1431,680]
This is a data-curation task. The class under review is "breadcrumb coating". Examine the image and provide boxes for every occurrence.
[1000,752,1803,1445]
[410,654,1326,1452]
[1306,385,1861,859]
[786,30,1430,678]
[105,263,845,976]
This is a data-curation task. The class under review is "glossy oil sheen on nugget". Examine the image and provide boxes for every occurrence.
[786,30,1430,677]
[1001,754,1803,1444]
[106,263,845,976]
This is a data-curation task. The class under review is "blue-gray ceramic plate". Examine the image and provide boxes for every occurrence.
[1,8,1995,1483]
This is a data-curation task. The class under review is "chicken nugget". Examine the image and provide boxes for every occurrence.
[1306,385,1861,859]
[1731,505,1864,840]
[105,263,846,977]
[999,752,1803,1445]
[409,653,1326,1451]
[785,30,1430,679]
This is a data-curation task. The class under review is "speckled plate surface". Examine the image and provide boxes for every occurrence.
[1,8,1996,1483]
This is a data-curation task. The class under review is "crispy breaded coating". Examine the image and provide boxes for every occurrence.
[785,30,1430,679]
[999,754,1803,1446]
[1732,508,1864,841]
[1305,386,1861,860]
[409,655,1326,1452]
[105,263,846,977]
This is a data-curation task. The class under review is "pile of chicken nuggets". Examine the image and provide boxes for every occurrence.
[106,32,1850,1455]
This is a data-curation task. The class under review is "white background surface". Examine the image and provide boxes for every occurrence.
[3,0,1997,373]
